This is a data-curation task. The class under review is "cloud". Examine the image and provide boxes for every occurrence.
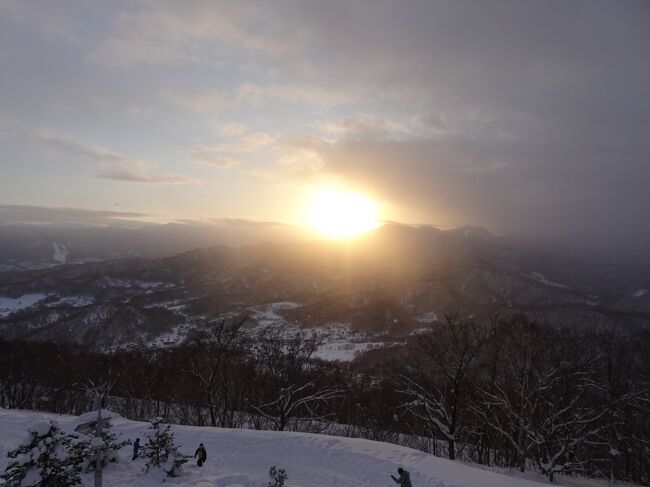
[18,132,197,184]
[215,131,275,153]
[90,36,185,67]
[162,82,360,115]
[208,131,329,172]
[321,113,515,143]
[94,163,197,184]
[240,167,276,180]
[316,133,650,253]
[88,1,303,67]
[274,112,514,175]
[212,121,250,137]
[235,82,360,108]
[0,0,90,45]
[273,133,331,170]
[208,217,293,228]
[160,90,227,113]
[323,115,413,140]
[0,204,153,226]
[187,146,239,169]
[2,0,649,256]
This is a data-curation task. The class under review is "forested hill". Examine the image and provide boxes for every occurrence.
[1,224,649,348]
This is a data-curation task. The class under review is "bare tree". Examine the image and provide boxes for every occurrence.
[183,319,250,427]
[399,315,487,459]
[251,328,341,431]
[251,381,342,431]
[475,318,607,482]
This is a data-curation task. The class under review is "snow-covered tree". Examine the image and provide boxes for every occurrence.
[530,381,605,483]
[82,369,118,487]
[76,414,130,471]
[1,419,85,487]
[141,417,189,478]
[588,330,650,486]
[268,466,287,487]
[475,318,606,482]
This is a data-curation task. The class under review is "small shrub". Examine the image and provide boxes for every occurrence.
[1,420,84,487]
[269,465,288,487]
[141,417,189,478]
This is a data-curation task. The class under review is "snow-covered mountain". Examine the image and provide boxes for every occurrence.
[0,224,648,349]
[0,408,587,487]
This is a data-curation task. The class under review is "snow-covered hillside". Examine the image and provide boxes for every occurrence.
[0,409,556,487]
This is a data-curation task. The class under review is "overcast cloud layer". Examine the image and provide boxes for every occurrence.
[0,0,649,255]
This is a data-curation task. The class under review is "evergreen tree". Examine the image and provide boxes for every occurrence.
[79,418,130,471]
[1,420,85,487]
[141,417,189,478]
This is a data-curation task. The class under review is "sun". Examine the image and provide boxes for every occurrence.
[306,188,381,239]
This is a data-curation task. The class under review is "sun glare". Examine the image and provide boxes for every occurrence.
[307,188,381,239]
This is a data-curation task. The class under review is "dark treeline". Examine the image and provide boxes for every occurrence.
[1,315,649,484]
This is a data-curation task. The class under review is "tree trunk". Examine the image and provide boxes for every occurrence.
[94,408,103,487]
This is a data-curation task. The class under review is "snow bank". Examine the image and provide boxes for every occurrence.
[77,409,122,423]
[29,420,53,437]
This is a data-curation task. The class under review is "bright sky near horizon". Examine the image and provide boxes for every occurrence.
[0,1,649,248]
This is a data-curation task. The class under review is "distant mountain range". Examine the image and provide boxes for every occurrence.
[0,224,649,349]
[0,220,305,271]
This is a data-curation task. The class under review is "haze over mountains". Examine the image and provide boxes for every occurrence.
[0,205,306,270]
[1,222,648,351]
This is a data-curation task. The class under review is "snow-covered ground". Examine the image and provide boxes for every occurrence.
[416,311,438,323]
[95,277,175,290]
[0,408,564,487]
[245,305,401,362]
[247,301,302,327]
[48,295,96,307]
[151,323,193,347]
[0,293,48,317]
[311,340,396,361]
[529,272,570,289]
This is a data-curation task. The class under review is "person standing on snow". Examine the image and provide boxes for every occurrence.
[391,467,412,487]
[194,443,207,467]
[132,438,141,460]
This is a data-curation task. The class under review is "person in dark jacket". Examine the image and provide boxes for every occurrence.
[391,467,412,487]
[194,443,207,467]
[132,438,141,460]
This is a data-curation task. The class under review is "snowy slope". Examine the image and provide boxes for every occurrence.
[0,409,556,487]
[0,293,48,317]
[51,242,69,264]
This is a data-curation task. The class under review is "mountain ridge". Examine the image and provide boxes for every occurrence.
[0,224,648,349]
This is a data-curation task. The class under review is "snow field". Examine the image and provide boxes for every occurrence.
[0,294,48,317]
[0,408,552,487]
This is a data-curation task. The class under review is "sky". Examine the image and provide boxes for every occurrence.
[0,0,649,253]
